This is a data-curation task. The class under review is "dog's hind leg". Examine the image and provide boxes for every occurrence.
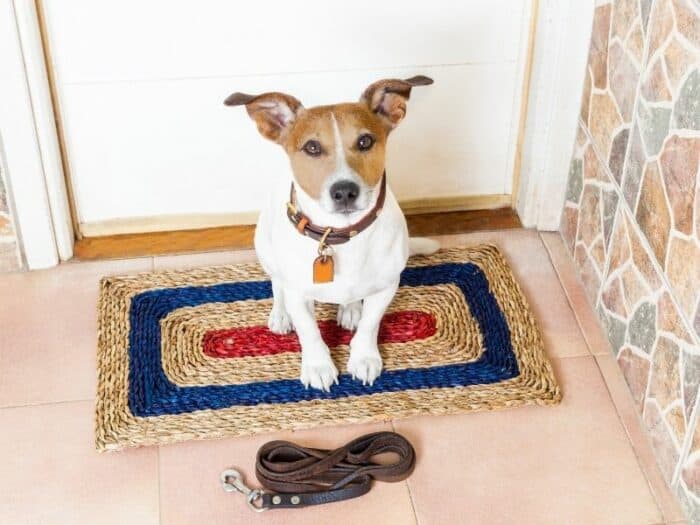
[284,289,339,391]
[347,280,398,385]
[337,301,362,331]
[267,279,293,334]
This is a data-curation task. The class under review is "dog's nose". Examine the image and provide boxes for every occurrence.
[330,181,360,207]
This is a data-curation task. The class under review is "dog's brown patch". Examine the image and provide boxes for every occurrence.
[284,104,388,198]
[225,76,433,200]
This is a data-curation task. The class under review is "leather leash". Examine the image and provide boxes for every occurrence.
[221,431,415,512]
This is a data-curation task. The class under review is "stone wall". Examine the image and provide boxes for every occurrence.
[560,0,700,520]
[0,150,22,272]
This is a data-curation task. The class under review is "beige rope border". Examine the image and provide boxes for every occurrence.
[96,245,561,451]
[160,284,481,386]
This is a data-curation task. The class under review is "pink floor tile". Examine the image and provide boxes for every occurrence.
[393,356,663,525]
[0,258,152,407]
[158,421,416,525]
[153,249,257,270]
[541,232,612,355]
[434,229,590,358]
[595,354,685,522]
[0,401,159,524]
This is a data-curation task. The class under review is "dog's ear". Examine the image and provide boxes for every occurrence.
[360,75,433,129]
[224,92,303,143]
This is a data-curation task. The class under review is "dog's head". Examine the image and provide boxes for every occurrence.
[225,76,433,215]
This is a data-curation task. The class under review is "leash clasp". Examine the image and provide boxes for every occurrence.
[221,469,268,512]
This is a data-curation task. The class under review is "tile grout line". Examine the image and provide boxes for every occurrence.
[391,419,421,525]
[591,354,667,523]
[0,396,94,410]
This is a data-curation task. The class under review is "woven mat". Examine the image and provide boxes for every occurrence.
[96,245,561,451]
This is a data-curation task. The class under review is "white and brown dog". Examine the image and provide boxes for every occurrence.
[224,76,438,391]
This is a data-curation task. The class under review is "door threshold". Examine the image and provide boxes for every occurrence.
[72,208,522,261]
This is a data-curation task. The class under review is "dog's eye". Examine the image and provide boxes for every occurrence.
[302,140,322,157]
[357,134,375,152]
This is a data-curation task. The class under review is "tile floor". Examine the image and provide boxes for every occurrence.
[0,229,688,524]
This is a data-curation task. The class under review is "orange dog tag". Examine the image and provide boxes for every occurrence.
[313,255,334,283]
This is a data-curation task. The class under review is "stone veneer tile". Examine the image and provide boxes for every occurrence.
[617,346,651,410]
[663,37,698,91]
[641,57,673,102]
[599,306,628,356]
[578,184,603,246]
[644,399,680,482]
[0,242,21,273]
[609,128,630,183]
[665,236,700,320]
[623,125,647,209]
[658,291,694,343]
[608,208,632,274]
[648,0,675,60]
[674,68,700,130]
[609,41,640,121]
[659,135,700,235]
[626,214,664,290]
[590,93,624,160]
[575,242,602,305]
[621,265,651,309]
[602,188,619,247]
[640,0,652,35]
[584,143,606,180]
[636,160,672,265]
[581,68,593,124]
[672,0,700,49]
[602,276,628,316]
[588,4,613,89]
[627,21,645,63]
[677,479,700,524]
[0,214,13,237]
[683,350,700,421]
[649,336,682,409]
[629,301,657,353]
[637,100,673,156]
[560,206,579,254]
[611,0,638,40]
[565,158,583,202]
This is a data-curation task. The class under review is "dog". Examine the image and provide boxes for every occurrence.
[224,75,438,391]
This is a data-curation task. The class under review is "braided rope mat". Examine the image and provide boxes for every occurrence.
[96,245,561,451]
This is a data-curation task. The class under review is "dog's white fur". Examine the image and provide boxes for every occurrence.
[255,113,438,391]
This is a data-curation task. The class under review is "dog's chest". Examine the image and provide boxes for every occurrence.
[255,192,408,304]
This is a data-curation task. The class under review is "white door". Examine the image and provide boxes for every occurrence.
[40,0,533,236]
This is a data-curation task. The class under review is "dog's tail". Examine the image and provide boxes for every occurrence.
[408,237,440,256]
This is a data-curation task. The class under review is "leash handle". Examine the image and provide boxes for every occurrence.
[221,431,415,511]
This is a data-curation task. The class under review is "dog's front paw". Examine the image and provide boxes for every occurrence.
[347,352,383,386]
[337,301,362,331]
[268,308,293,334]
[300,353,339,392]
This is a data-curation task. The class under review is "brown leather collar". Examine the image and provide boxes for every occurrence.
[286,174,387,245]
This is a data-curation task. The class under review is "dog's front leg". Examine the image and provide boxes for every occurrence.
[347,280,399,385]
[284,289,339,391]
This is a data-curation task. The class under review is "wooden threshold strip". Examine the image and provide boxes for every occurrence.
[73,208,522,261]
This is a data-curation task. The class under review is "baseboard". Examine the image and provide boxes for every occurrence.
[77,194,512,237]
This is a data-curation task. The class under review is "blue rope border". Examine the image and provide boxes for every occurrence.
[127,263,518,416]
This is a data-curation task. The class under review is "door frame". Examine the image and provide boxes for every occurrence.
[2,0,592,269]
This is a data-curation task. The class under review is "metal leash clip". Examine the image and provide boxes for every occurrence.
[220,469,268,512]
